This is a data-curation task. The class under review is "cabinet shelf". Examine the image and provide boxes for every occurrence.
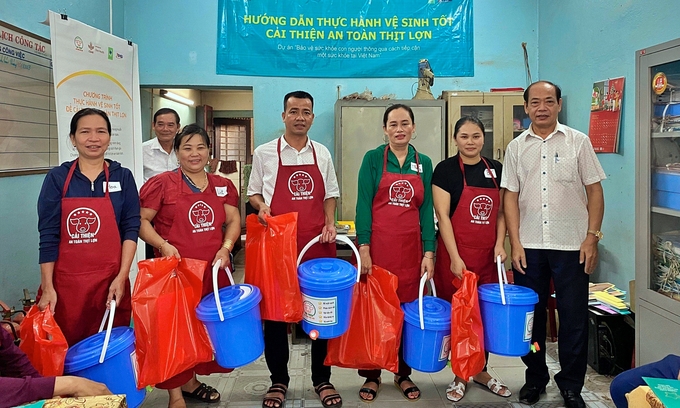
[652,206,680,217]
[651,131,680,138]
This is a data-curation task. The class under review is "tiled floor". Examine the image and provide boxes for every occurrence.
[139,251,617,408]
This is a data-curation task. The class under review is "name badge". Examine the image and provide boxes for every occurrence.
[410,162,423,173]
[215,186,228,197]
[484,169,497,178]
[104,181,121,192]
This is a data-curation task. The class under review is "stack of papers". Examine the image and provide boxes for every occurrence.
[588,282,631,315]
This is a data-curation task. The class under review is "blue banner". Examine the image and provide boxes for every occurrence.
[217,0,473,78]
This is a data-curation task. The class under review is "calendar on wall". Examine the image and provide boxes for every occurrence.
[588,77,625,153]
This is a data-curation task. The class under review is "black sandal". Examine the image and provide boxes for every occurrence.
[394,376,420,401]
[262,383,287,408]
[181,382,221,403]
[314,381,343,408]
[359,378,381,402]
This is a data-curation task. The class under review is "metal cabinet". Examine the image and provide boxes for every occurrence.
[334,99,446,222]
[442,91,527,162]
[635,38,680,365]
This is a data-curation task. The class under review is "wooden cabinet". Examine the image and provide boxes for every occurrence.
[442,91,527,161]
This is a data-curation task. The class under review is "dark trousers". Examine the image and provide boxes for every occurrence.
[513,249,589,393]
[609,354,680,408]
[263,320,331,387]
[358,330,411,379]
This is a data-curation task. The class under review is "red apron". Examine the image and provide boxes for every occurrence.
[155,169,232,389]
[38,160,129,346]
[434,157,500,302]
[370,145,424,303]
[270,137,336,262]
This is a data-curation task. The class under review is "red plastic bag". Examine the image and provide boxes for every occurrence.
[450,270,486,380]
[245,213,303,322]
[132,256,214,387]
[325,265,403,371]
[18,306,68,376]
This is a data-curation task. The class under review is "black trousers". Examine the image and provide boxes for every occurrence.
[513,249,589,393]
[263,320,331,387]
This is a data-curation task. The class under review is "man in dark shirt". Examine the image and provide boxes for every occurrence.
[0,328,110,408]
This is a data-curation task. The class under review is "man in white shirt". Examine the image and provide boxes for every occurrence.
[142,108,180,182]
[248,91,341,408]
[502,81,606,408]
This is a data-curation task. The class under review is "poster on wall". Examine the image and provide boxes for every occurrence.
[49,11,143,182]
[217,0,473,78]
[588,77,624,153]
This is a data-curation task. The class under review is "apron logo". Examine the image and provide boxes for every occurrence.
[288,171,314,200]
[469,195,493,224]
[66,207,101,244]
[188,201,216,233]
[388,180,414,207]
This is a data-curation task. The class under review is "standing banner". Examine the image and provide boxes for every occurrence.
[217,0,473,78]
[49,11,144,280]
[49,11,143,183]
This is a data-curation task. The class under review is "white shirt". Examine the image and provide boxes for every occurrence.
[142,137,178,182]
[501,123,606,250]
[247,135,340,204]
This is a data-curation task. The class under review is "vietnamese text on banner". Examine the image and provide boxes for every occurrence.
[216,0,473,78]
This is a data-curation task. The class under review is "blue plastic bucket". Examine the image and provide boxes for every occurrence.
[196,283,263,368]
[64,327,145,408]
[296,235,360,339]
[401,276,451,373]
[478,283,539,357]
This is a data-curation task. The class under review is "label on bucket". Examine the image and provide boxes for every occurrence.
[439,335,451,361]
[302,294,337,326]
[130,350,139,384]
[524,311,535,342]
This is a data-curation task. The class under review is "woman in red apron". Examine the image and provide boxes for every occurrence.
[355,104,436,402]
[432,116,510,402]
[36,109,140,347]
[139,124,241,408]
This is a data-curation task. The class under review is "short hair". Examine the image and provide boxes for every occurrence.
[523,80,562,103]
[453,116,485,138]
[283,91,314,111]
[173,123,211,151]
[383,103,415,127]
[69,108,111,136]
[153,108,180,124]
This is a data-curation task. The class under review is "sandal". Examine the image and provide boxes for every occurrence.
[181,382,220,403]
[446,379,466,402]
[359,378,381,403]
[262,383,287,408]
[314,381,343,408]
[473,377,512,397]
[394,376,420,401]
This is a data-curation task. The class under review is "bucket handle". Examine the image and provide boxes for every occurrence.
[418,274,437,330]
[97,299,116,364]
[212,253,236,322]
[497,255,508,305]
[296,234,361,283]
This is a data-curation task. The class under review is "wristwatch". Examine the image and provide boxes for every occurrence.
[587,230,604,240]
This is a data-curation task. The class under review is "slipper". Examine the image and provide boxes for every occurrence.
[359,378,381,403]
[262,383,287,408]
[394,376,420,401]
[182,382,220,403]
[446,379,466,402]
[473,378,512,397]
[314,381,342,408]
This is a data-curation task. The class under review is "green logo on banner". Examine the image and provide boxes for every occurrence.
[108,47,113,60]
